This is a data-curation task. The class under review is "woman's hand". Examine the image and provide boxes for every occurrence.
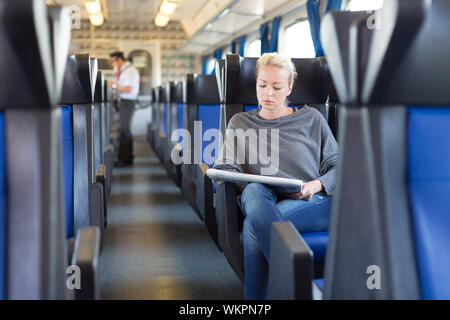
[286,180,323,201]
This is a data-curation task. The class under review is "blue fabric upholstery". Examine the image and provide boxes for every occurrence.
[177,103,184,131]
[61,106,74,239]
[408,107,450,300]
[0,112,6,300]
[244,105,259,112]
[314,278,324,291]
[303,232,329,263]
[198,104,221,167]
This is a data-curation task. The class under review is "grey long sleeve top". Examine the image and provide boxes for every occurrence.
[213,106,338,195]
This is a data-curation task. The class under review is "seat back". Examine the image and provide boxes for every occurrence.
[184,74,221,167]
[181,74,221,212]
[94,71,105,166]
[0,113,6,300]
[60,53,96,234]
[324,0,450,299]
[0,1,70,299]
[223,54,333,131]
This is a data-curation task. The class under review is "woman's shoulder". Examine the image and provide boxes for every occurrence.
[228,109,259,127]
[296,105,327,123]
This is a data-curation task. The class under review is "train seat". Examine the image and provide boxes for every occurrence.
[148,87,158,151]
[0,2,100,299]
[269,0,450,300]
[180,74,221,227]
[94,70,110,225]
[0,113,6,300]
[167,81,185,187]
[216,54,333,282]
[60,53,105,241]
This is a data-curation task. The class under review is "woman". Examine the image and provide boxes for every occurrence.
[214,53,338,299]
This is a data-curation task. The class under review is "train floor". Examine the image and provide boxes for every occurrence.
[99,136,244,299]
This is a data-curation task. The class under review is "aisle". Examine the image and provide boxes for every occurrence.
[99,136,244,299]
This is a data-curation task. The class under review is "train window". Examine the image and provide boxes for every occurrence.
[348,0,384,11]
[283,20,315,58]
[246,39,261,58]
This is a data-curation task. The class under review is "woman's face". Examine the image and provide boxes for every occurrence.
[256,65,293,111]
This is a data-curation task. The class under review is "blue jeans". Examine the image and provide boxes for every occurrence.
[241,183,331,300]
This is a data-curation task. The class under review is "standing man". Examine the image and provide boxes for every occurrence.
[107,51,140,166]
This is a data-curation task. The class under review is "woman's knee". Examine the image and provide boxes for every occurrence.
[241,183,274,217]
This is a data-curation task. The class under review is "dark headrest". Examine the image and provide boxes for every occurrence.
[48,5,71,104]
[103,79,111,102]
[60,53,93,105]
[158,86,167,103]
[0,0,55,108]
[152,87,157,102]
[171,81,183,103]
[289,58,331,104]
[362,0,449,105]
[184,74,220,105]
[224,54,331,105]
[94,71,104,103]
[166,81,175,103]
[321,11,372,105]
[225,55,257,105]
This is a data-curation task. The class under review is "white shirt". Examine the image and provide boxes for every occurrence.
[117,62,140,100]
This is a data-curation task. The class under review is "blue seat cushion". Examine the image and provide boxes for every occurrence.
[198,104,220,167]
[314,278,324,291]
[408,107,450,300]
[61,106,74,239]
[244,105,259,112]
[302,232,328,264]
[0,111,6,300]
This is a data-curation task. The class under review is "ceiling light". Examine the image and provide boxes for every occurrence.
[218,8,230,19]
[85,0,102,14]
[160,0,178,16]
[90,12,104,26]
[155,13,170,27]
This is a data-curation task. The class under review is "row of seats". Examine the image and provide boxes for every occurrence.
[147,54,339,284]
[269,0,450,300]
[0,1,115,299]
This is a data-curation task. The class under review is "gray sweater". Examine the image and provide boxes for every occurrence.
[213,106,338,195]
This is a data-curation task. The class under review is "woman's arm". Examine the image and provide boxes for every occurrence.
[317,116,339,195]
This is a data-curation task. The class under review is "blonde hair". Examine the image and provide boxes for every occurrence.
[256,52,298,87]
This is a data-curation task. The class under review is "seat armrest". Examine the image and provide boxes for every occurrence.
[104,145,114,196]
[70,226,101,300]
[268,221,314,300]
[89,183,105,240]
[196,163,219,247]
[96,165,108,227]
[215,181,244,282]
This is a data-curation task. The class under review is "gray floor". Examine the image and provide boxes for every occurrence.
[99,136,244,299]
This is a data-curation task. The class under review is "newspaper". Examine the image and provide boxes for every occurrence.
[206,168,304,194]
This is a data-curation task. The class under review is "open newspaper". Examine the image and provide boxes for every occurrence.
[206,168,304,194]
